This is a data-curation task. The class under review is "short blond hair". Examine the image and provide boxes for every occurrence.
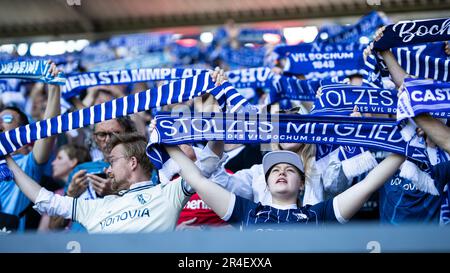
[107,132,153,176]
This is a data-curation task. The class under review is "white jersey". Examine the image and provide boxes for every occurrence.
[71,180,191,233]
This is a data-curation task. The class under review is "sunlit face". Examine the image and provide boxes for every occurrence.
[266,163,304,197]
[106,144,131,191]
[0,109,22,132]
[52,150,77,181]
[279,142,304,153]
[93,120,124,154]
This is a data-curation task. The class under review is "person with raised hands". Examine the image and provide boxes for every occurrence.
[0,61,62,232]
[165,143,405,229]
[365,26,450,224]
[4,132,194,233]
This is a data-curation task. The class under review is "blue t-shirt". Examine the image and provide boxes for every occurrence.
[379,167,448,224]
[0,152,43,230]
[227,195,338,230]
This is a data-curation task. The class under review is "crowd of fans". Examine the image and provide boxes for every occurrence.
[1,11,450,234]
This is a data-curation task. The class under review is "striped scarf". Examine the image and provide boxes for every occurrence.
[391,44,450,82]
[0,72,252,181]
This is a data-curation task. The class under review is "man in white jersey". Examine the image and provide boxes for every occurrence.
[5,132,193,233]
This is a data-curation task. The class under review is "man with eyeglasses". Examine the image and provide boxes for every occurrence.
[5,132,193,233]
[59,117,138,232]
[0,61,61,232]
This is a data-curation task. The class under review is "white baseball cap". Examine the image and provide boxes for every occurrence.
[262,150,304,177]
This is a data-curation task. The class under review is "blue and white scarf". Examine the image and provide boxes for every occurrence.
[397,78,450,123]
[268,63,383,106]
[63,67,278,100]
[268,75,318,104]
[396,42,450,58]
[0,73,252,181]
[277,42,368,58]
[284,50,367,77]
[311,81,450,118]
[323,11,388,44]
[148,113,427,166]
[148,112,437,193]
[225,67,274,90]
[373,18,450,51]
[391,44,450,82]
[283,46,384,87]
[397,78,450,139]
[62,68,204,99]
[0,60,66,85]
[311,84,397,116]
[394,78,450,194]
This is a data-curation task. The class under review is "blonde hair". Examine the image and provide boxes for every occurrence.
[107,132,153,176]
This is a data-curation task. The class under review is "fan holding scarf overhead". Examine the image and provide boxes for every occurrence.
[0,60,63,232]
[365,19,450,224]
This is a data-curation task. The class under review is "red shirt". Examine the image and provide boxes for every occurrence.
[177,193,227,226]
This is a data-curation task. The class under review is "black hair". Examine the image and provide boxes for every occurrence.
[1,106,29,126]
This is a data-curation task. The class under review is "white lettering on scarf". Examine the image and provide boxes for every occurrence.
[393,18,450,43]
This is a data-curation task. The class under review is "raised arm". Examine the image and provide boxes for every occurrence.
[334,153,405,221]
[379,50,408,89]
[165,145,231,218]
[365,26,409,89]
[201,67,226,158]
[32,61,61,164]
[413,113,450,154]
[5,155,43,202]
[6,155,74,219]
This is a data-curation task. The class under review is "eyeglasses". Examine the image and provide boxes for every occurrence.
[94,131,121,141]
[0,114,14,124]
[108,156,128,167]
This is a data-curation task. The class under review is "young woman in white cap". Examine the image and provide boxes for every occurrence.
[166,145,405,229]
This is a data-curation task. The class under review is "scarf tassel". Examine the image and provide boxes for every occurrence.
[341,150,379,180]
[399,160,439,196]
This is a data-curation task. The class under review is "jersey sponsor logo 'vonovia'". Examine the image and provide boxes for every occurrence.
[100,208,150,230]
